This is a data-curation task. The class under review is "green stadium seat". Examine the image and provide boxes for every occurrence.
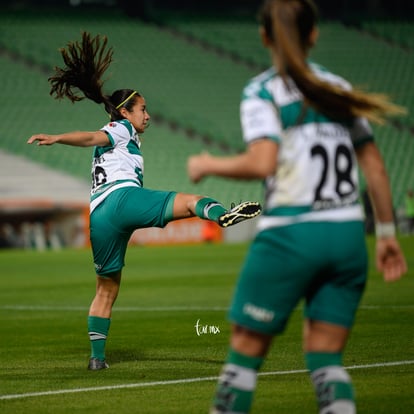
[0,9,412,210]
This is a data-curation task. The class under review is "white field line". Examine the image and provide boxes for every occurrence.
[1,304,414,312]
[1,360,413,401]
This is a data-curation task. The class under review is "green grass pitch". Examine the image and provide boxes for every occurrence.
[0,236,413,413]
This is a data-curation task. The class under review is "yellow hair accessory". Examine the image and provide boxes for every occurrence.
[116,91,138,110]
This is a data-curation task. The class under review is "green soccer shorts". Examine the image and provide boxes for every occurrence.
[90,186,176,276]
[229,220,368,334]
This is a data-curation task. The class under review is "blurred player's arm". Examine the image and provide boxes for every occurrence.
[356,141,393,223]
[356,141,407,281]
[187,138,277,183]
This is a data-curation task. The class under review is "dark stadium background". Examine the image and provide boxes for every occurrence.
[1,0,413,248]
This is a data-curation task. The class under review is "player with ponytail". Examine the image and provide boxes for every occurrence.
[28,32,261,371]
[187,1,407,412]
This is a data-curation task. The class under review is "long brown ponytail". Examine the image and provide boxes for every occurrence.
[259,0,406,124]
[48,31,138,121]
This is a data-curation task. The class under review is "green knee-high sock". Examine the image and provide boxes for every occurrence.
[211,349,264,413]
[88,316,111,361]
[195,197,226,222]
[306,352,356,414]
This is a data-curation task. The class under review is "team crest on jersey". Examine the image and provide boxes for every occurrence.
[108,122,117,128]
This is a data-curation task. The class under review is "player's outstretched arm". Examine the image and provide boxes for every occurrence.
[27,130,110,147]
[187,139,277,183]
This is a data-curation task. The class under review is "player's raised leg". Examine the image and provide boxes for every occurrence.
[172,193,261,227]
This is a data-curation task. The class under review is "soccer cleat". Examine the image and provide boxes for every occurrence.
[218,201,262,228]
[88,357,109,371]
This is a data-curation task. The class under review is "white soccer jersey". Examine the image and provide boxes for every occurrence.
[240,64,372,229]
[90,119,144,212]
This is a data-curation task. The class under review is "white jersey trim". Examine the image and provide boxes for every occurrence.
[90,182,139,213]
[257,205,364,231]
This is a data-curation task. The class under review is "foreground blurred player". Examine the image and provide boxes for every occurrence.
[27,32,261,371]
[187,0,407,412]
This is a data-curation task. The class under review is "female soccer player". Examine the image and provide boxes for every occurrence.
[27,32,261,371]
[187,0,407,412]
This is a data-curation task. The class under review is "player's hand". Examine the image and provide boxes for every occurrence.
[187,152,210,183]
[376,237,407,282]
[27,134,57,146]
